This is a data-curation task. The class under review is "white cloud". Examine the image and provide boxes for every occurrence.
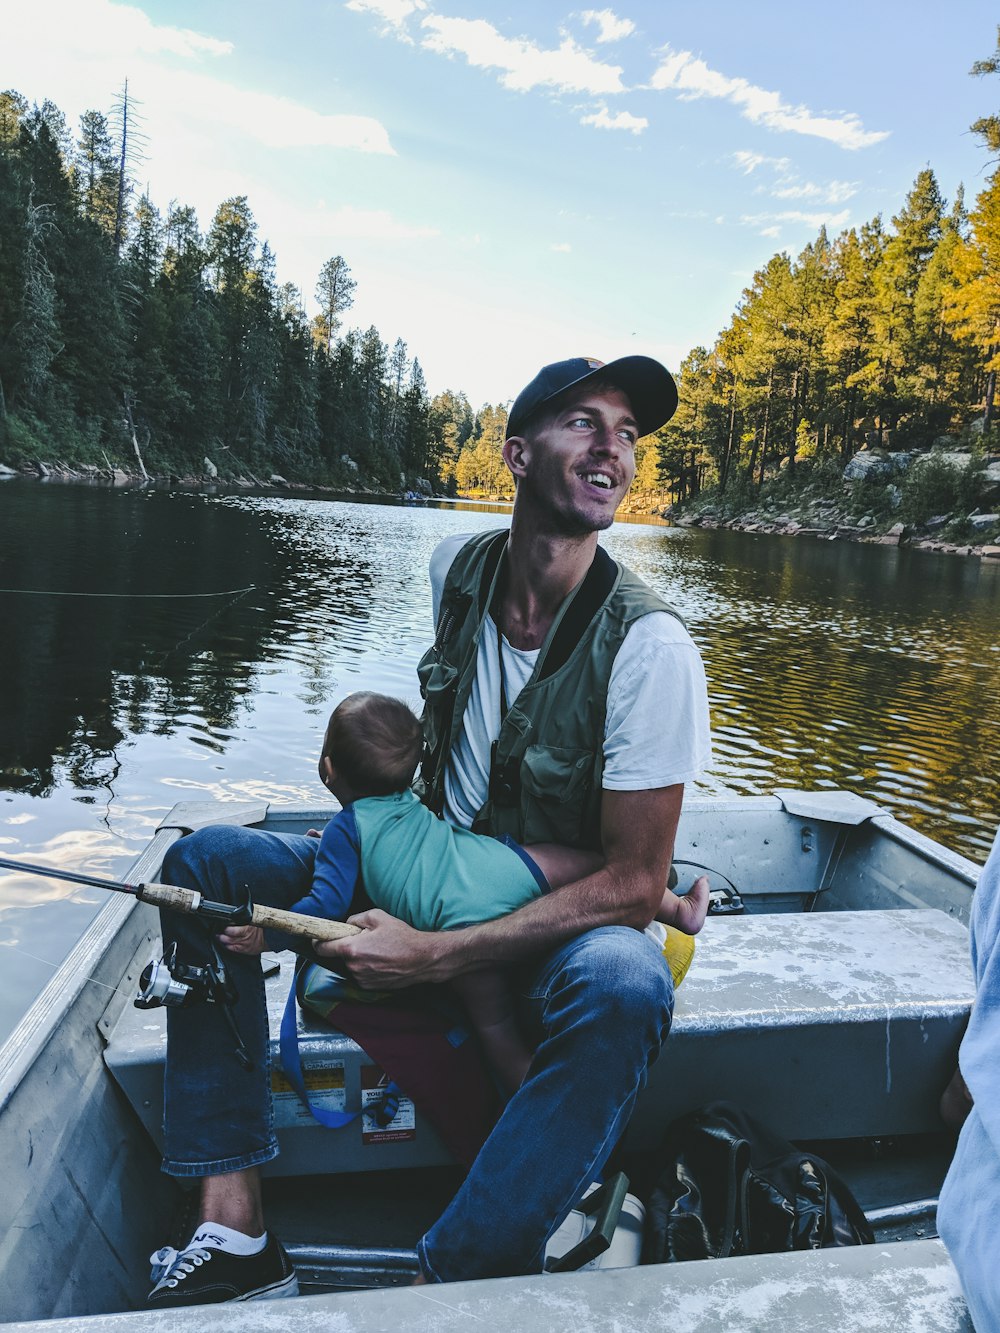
[181,74,394,153]
[729,151,857,205]
[741,209,851,230]
[9,0,234,61]
[6,2,395,156]
[651,46,888,150]
[759,225,781,238]
[732,150,790,175]
[419,16,625,94]
[771,179,857,204]
[550,241,572,252]
[345,0,427,38]
[580,9,636,43]
[581,103,647,134]
[347,0,427,22]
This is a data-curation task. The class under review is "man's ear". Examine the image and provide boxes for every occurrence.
[319,754,335,788]
[503,436,529,479]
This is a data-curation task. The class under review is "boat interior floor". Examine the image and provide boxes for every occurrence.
[189,1132,954,1295]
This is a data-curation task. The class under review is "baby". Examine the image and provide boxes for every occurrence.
[234,691,708,1092]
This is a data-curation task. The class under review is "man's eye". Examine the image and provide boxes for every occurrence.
[618,430,637,446]
[569,417,593,428]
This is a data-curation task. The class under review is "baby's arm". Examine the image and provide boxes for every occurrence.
[222,811,360,957]
[526,844,709,936]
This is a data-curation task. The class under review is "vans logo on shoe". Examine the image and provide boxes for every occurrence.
[191,1230,226,1248]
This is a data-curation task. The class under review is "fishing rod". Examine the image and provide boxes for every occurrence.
[0,854,364,1070]
[0,854,361,944]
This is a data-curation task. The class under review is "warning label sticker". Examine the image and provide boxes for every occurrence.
[271,1060,346,1127]
[361,1066,416,1144]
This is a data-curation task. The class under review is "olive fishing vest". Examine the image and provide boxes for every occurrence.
[417,529,679,849]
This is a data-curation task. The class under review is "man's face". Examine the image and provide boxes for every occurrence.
[509,385,639,535]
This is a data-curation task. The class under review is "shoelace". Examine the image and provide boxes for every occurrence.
[149,1244,214,1288]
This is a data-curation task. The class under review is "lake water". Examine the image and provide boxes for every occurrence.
[1,481,998,1043]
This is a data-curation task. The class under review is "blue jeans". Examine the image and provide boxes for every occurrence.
[159,826,675,1280]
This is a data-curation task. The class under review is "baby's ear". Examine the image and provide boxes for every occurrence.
[319,755,335,787]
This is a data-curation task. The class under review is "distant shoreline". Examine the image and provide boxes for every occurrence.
[671,508,1000,562]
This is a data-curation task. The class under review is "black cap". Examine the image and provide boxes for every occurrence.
[506,355,678,441]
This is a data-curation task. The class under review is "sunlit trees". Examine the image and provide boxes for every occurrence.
[454,403,513,497]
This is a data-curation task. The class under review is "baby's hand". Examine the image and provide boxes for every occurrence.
[219,924,266,955]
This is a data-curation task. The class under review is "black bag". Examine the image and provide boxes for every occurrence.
[642,1102,875,1264]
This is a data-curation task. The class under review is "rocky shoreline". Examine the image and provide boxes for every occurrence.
[0,458,438,503]
[667,445,1000,563]
[673,507,1000,561]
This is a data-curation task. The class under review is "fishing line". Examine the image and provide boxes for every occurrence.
[2,941,136,1001]
[151,582,260,667]
[0,585,257,598]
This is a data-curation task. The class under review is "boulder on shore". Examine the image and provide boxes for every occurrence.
[203,457,218,479]
[844,452,892,482]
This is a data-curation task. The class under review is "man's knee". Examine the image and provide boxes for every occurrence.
[163,826,252,894]
[549,926,674,1041]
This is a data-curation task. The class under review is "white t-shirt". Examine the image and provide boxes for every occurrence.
[429,533,712,829]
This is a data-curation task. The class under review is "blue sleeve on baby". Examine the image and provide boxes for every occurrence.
[290,805,362,923]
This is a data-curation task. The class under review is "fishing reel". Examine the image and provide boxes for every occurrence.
[135,941,236,1010]
[134,933,253,1070]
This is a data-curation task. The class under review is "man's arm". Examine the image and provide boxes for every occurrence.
[314,783,683,989]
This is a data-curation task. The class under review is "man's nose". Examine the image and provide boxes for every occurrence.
[591,424,624,455]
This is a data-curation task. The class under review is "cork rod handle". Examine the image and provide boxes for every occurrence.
[137,882,362,943]
[251,903,362,942]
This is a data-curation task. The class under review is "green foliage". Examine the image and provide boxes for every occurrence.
[970,24,1000,157]
[0,89,449,489]
[899,453,969,525]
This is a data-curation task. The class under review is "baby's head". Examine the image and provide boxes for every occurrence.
[320,691,422,802]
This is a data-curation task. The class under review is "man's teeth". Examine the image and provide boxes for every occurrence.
[583,473,613,489]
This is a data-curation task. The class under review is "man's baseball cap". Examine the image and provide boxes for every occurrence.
[506,355,678,441]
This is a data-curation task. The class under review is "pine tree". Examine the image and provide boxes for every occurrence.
[313,255,356,356]
[74,110,119,240]
[970,25,1000,158]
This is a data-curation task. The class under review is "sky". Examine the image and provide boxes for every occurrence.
[4,1,998,407]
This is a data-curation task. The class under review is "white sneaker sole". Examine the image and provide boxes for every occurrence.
[242,1273,300,1301]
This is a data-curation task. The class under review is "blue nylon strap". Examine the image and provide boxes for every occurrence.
[278,967,403,1131]
[279,970,358,1128]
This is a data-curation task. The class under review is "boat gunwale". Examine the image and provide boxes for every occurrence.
[0,826,182,1110]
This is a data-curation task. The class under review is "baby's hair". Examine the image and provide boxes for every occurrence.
[323,692,423,797]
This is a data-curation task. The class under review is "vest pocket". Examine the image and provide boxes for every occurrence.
[519,744,595,846]
[418,656,458,700]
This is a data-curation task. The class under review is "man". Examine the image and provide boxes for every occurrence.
[148,355,712,1304]
[938,821,1000,1328]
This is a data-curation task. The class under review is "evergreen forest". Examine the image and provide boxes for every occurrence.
[1,32,998,505]
[655,32,1000,508]
[0,87,483,491]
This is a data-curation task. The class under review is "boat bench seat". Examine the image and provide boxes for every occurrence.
[103,908,974,1176]
[628,907,974,1148]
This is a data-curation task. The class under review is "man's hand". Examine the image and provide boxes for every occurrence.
[219,924,266,956]
[314,909,452,989]
[318,785,685,983]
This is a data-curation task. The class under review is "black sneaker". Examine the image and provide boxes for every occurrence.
[147,1228,298,1308]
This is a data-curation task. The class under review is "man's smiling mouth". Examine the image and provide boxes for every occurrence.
[582,471,615,490]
